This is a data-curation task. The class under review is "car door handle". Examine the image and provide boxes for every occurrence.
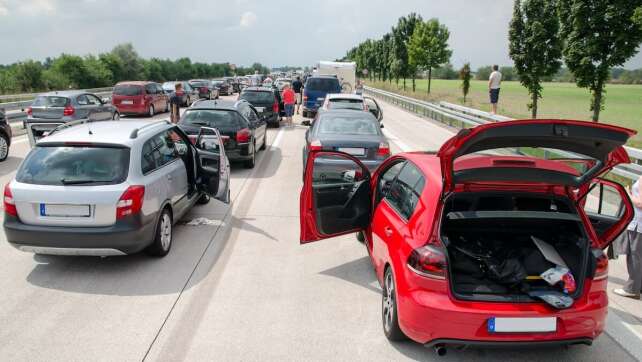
[384,227,393,237]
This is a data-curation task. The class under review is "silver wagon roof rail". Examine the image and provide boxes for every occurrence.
[129,119,171,139]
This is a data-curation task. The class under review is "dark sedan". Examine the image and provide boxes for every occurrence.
[303,110,390,174]
[0,108,11,161]
[178,99,267,168]
[238,87,281,127]
[189,79,218,99]
[212,79,231,96]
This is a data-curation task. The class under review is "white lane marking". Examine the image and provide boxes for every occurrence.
[382,128,412,152]
[271,127,285,149]
[605,310,642,361]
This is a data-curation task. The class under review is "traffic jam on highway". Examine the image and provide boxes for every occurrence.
[0,61,639,359]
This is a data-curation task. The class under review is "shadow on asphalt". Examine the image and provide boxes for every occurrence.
[0,156,24,177]
[319,255,381,294]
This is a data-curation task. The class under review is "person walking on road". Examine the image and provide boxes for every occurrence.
[281,84,296,127]
[614,177,642,299]
[488,65,502,115]
[169,82,184,123]
[355,79,364,95]
[292,76,304,115]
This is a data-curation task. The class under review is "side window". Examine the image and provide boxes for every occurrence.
[76,95,89,105]
[247,107,259,123]
[385,162,425,220]
[584,182,625,218]
[145,84,156,95]
[167,128,189,157]
[141,131,178,174]
[376,161,405,206]
[155,84,164,94]
[238,105,250,122]
[86,94,102,105]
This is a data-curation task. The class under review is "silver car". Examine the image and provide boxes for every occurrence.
[4,120,230,257]
[25,91,119,147]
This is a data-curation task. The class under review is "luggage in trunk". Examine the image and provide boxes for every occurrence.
[441,193,589,303]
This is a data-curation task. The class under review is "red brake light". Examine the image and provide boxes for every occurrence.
[116,185,145,219]
[273,101,279,113]
[376,142,390,158]
[236,128,251,143]
[309,140,322,151]
[26,107,33,116]
[4,184,17,217]
[407,244,447,279]
[63,105,75,116]
[593,249,608,280]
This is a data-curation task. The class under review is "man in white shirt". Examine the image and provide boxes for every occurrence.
[488,65,502,115]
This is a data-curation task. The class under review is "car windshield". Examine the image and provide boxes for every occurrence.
[16,146,130,186]
[162,82,176,91]
[113,85,143,96]
[240,91,274,103]
[306,78,340,92]
[318,116,379,135]
[32,96,70,107]
[329,99,364,110]
[180,110,240,128]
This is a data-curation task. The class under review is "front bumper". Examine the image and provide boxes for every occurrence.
[4,213,157,255]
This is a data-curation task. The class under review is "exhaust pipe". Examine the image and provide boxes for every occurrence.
[434,344,447,356]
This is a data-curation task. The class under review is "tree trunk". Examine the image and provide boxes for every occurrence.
[531,91,538,119]
[403,78,406,91]
[592,83,603,122]
[412,77,416,92]
[427,67,432,94]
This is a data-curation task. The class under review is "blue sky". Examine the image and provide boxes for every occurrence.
[1,0,641,69]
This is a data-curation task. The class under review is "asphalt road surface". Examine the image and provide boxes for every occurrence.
[0,96,640,362]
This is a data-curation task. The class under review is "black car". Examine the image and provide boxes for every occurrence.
[178,99,267,168]
[212,79,231,96]
[224,77,240,93]
[189,79,216,99]
[238,87,282,128]
[0,108,11,161]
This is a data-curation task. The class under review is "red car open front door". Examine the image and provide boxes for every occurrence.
[300,151,373,244]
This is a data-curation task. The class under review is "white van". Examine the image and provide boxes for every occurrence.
[316,61,356,93]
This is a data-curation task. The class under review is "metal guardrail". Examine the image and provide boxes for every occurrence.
[363,85,642,183]
[0,87,114,102]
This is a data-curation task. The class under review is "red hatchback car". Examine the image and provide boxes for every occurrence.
[111,81,169,116]
[300,120,636,352]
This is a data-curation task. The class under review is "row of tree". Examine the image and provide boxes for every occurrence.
[345,1,642,122]
[0,43,271,95]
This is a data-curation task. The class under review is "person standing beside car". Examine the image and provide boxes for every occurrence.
[488,65,502,115]
[169,82,184,123]
[292,76,304,115]
[281,84,296,127]
[614,177,642,299]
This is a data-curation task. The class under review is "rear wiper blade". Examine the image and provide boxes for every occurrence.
[60,178,111,185]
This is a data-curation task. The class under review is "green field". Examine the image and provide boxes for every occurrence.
[367,79,642,148]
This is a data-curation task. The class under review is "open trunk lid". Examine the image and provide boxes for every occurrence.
[437,120,636,191]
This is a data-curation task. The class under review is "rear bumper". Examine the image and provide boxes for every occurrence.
[424,337,593,348]
[397,283,608,345]
[4,213,157,255]
[225,143,252,161]
[114,104,147,115]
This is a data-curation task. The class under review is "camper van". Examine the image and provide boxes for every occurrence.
[316,61,356,93]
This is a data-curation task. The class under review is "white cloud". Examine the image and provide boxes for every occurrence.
[17,0,56,15]
[239,11,257,28]
[0,0,8,16]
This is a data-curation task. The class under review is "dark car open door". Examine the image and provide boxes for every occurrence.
[195,127,230,204]
[300,151,373,244]
[364,96,383,124]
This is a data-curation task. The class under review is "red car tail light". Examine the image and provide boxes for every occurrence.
[236,128,251,143]
[4,184,17,217]
[309,140,323,151]
[593,249,608,280]
[273,101,279,113]
[407,244,447,279]
[63,105,75,116]
[116,185,145,219]
[26,107,33,116]
[376,142,390,158]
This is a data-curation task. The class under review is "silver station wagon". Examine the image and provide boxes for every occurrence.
[4,120,230,257]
